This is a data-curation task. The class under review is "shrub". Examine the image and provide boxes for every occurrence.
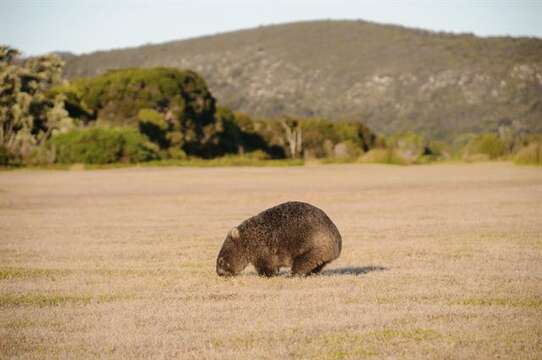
[451,133,476,159]
[231,111,270,154]
[464,153,490,162]
[242,150,271,160]
[167,147,187,160]
[212,107,243,156]
[464,133,506,160]
[1,47,74,162]
[300,119,335,158]
[25,147,57,166]
[386,132,427,163]
[137,108,169,148]
[50,127,158,164]
[54,68,227,158]
[514,142,542,165]
[425,140,450,159]
[60,68,216,125]
[120,128,160,162]
[360,148,408,165]
[0,146,12,166]
[332,121,376,151]
[333,140,362,159]
[300,118,376,159]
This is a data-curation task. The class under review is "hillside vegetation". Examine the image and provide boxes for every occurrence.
[63,20,542,137]
[3,44,541,167]
[1,47,381,165]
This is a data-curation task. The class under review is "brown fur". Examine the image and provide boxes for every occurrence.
[216,201,342,276]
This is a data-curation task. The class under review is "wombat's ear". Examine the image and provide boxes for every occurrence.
[229,227,240,240]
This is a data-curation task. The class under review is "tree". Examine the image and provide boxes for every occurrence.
[56,67,224,157]
[280,117,303,159]
[0,46,72,163]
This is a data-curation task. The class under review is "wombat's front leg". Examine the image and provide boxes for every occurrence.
[254,258,278,277]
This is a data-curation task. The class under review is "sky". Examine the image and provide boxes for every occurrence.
[2,0,542,56]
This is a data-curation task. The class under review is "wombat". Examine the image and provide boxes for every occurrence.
[216,201,342,277]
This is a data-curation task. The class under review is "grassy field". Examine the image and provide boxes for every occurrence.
[1,163,541,359]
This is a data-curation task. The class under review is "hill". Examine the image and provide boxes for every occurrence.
[63,20,542,137]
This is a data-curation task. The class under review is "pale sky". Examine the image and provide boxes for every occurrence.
[2,0,542,56]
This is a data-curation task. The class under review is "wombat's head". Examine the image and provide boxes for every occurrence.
[216,227,249,277]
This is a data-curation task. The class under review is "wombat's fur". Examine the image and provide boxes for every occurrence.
[216,201,342,277]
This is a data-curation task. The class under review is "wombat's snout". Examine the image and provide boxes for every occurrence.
[216,267,233,277]
[216,257,231,276]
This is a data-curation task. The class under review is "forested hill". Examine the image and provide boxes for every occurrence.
[63,20,542,137]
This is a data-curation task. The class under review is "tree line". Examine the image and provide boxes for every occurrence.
[1,45,540,166]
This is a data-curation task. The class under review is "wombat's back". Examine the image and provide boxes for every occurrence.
[241,201,342,258]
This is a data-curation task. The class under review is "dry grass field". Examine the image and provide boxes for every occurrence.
[1,163,541,359]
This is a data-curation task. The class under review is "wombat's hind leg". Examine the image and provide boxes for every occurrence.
[310,262,329,275]
[292,250,325,276]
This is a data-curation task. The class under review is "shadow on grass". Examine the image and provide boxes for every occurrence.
[238,265,388,278]
[320,265,388,276]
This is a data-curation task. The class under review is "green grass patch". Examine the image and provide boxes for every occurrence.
[141,156,304,168]
[0,318,66,331]
[318,157,360,164]
[0,318,36,330]
[310,327,439,359]
[82,156,303,169]
[368,328,441,341]
[456,297,542,308]
[91,267,181,277]
[316,333,377,359]
[0,293,132,307]
[0,266,183,280]
[211,330,294,352]
[0,267,73,280]
[3,156,304,170]
[211,326,440,359]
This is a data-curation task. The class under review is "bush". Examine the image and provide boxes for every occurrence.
[231,111,275,155]
[50,127,159,164]
[360,148,408,165]
[0,146,12,166]
[137,108,169,148]
[25,147,57,166]
[333,140,362,159]
[514,142,542,165]
[464,133,506,160]
[54,68,226,158]
[60,68,216,125]
[425,140,450,159]
[451,133,476,159]
[167,147,187,160]
[386,132,427,163]
[242,150,271,160]
[332,121,376,151]
[300,118,376,159]
[212,107,243,156]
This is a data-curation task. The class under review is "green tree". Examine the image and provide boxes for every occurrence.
[0,46,73,163]
[55,67,226,157]
[137,108,169,149]
[232,111,270,154]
